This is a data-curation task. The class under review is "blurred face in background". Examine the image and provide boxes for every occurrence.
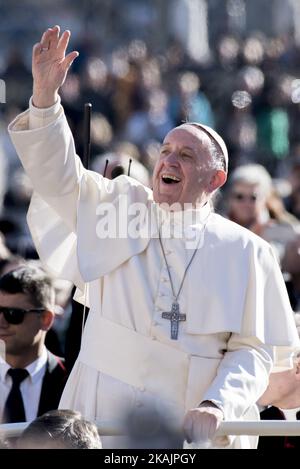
[228,181,266,228]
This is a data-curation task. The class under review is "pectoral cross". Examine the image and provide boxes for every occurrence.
[162,302,186,340]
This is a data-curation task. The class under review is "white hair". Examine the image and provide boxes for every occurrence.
[180,123,228,173]
[230,164,272,197]
[207,139,226,172]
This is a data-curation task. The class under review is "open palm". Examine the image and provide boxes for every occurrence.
[32,26,78,104]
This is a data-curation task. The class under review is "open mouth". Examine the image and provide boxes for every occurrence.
[161,174,181,184]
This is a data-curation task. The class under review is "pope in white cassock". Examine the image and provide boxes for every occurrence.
[7,26,300,449]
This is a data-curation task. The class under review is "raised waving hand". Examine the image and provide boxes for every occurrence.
[32,25,79,108]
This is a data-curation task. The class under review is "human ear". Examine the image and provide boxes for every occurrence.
[208,170,227,193]
[40,310,55,331]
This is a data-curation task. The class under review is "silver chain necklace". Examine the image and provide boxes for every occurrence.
[158,209,210,340]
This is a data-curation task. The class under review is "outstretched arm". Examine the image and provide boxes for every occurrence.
[9,26,82,232]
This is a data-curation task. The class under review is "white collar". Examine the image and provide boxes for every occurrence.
[25,347,48,383]
[0,346,48,384]
[154,201,212,227]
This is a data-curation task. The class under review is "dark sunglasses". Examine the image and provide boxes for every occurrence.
[0,307,45,325]
[231,192,258,202]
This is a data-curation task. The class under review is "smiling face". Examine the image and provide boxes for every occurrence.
[152,125,226,207]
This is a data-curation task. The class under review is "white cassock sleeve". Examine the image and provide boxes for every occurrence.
[8,100,84,290]
[202,334,273,421]
[200,242,300,421]
[8,101,153,295]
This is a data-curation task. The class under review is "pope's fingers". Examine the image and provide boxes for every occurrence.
[48,25,60,49]
[190,416,205,441]
[32,43,42,60]
[63,51,79,71]
[40,28,53,50]
[182,413,194,444]
[40,29,49,44]
[57,30,71,54]
[183,407,223,444]
[213,435,232,447]
[184,413,210,443]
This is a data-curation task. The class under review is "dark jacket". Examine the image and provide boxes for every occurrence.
[37,350,67,416]
[258,406,300,450]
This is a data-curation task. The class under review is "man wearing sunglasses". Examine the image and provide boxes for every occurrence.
[0,265,67,424]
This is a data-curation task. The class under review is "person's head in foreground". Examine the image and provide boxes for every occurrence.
[152,123,228,208]
[17,409,102,449]
[124,401,184,449]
